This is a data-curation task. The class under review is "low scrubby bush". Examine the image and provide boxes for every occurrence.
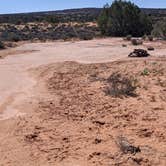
[142,35,147,40]
[126,35,132,41]
[141,68,150,76]
[0,31,21,42]
[80,34,93,40]
[0,41,5,49]
[0,23,98,42]
[9,33,21,42]
[148,35,153,41]
[152,20,166,40]
[131,39,143,45]
[105,72,138,97]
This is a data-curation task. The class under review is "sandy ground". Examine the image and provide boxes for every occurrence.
[0,38,165,165]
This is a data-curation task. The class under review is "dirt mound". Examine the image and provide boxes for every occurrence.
[16,58,166,165]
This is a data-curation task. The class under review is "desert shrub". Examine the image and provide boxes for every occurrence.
[80,34,93,40]
[0,23,98,42]
[152,20,166,40]
[78,29,94,40]
[45,15,59,23]
[23,25,30,31]
[0,41,5,49]
[105,72,137,97]
[0,31,9,41]
[131,39,143,45]
[5,42,13,47]
[141,68,150,76]
[9,33,21,42]
[148,35,153,41]
[142,35,147,40]
[126,35,132,41]
[0,31,21,42]
[98,0,152,37]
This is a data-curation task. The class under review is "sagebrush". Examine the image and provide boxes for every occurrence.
[105,72,138,97]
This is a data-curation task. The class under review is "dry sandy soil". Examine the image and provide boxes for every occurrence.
[0,38,165,166]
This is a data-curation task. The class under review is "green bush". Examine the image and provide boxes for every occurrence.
[98,0,152,37]
[10,33,20,42]
[131,39,143,45]
[141,68,150,76]
[142,35,147,40]
[152,20,166,40]
[126,35,132,41]
[2,32,21,42]
[148,35,153,41]
[0,41,5,49]
[79,33,93,40]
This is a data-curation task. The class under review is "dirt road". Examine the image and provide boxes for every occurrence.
[1,38,165,120]
[0,38,165,165]
[0,38,130,119]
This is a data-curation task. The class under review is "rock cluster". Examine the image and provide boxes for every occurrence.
[129,49,150,57]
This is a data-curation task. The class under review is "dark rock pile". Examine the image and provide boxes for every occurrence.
[128,49,150,57]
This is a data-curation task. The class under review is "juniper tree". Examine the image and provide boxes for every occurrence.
[98,0,152,37]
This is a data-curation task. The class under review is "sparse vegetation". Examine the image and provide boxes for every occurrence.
[142,35,147,40]
[0,7,165,43]
[141,68,150,76]
[0,23,99,42]
[0,41,5,49]
[152,20,166,40]
[105,72,138,97]
[148,35,153,41]
[0,31,21,42]
[9,33,20,42]
[131,39,143,45]
[0,8,101,24]
[126,35,132,41]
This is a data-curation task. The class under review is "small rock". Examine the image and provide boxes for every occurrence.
[147,46,155,51]
[94,138,102,144]
[122,44,127,47]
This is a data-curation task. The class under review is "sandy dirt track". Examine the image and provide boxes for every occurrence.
[0,38,139,120]
[1,38,165,119]
[0,38,165,165]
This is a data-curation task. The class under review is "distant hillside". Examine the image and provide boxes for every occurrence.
[0,8,165,24]
[142,8,166,22]
[0,8,101,24]
[142,8,166,15]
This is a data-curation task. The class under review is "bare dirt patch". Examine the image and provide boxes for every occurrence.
[14,57,166,166]
[0,38,165,165]
[0,48,38,59]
